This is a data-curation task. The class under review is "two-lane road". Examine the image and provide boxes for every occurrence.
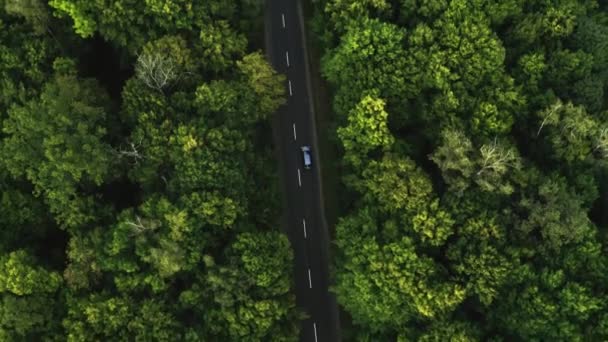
[265,1,340,341]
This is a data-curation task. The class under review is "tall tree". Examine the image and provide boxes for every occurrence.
[1,58,113,228]
[337,94,394,168]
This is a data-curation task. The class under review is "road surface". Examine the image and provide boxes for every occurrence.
[265,1,340,341]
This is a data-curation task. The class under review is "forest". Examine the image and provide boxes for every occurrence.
[312,0,608,340]
[0,0,303,340]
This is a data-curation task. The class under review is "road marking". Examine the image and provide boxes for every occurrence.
[288,80,292,96]
[293,123,297,141]
[303,219,307,238]
[282,14,285,28]
[286,51,290,67]
[297,169,301,187]
[308,268,312,288]
[313,323,318,342]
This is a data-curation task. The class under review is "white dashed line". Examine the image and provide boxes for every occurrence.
[313,322,318,342]
[297,169,301,187]
[286,51,290,67]
[288,80,293,96]
[282,14,285,28]
[303,219,307,238]
[308,268,312,288]
[293,123,297,141]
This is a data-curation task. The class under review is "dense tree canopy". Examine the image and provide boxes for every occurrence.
[316,0,608,339]
[0,1,298,340]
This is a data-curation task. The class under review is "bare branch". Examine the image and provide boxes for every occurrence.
[135,52,179,93]
[477,138,515,176]
[115,138,144,165]
[125,216,160,235]
[537,101,562,137]
[595,127,608,159]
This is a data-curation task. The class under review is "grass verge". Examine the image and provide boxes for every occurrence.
[300,1,340,238]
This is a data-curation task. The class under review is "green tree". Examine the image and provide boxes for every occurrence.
[167,122,248,195]
[324,0,391,34]
[355,153,434,214]
[105,196,203,293]
[517,175,593,253]
[1,59,113,228]
[197,20,247,73]
[322,17,410,116]
[0,15,57,114]
[416,318,480,342]
[185,232,299,341]
[334,208,465,331]
[0,250,63,340]
[236,51,286,118]
[491,266,604,341]
[0,250,61,296]
[337,94,394,168]
[429,129,476,194]
[446,215,512,306]
[4,0,49,34]
[0,174,50,253]
[430,129,521,195]
[405,0,522,137]
[48,0,231,51]
[63,293,183,341]
[63,229,104,291]
[535,100,604,164]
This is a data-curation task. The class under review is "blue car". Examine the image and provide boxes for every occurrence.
[301,146,312,169]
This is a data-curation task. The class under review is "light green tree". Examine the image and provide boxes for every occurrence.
[322,17,410,116]
[337,94,394,168]
[237,51,286,118]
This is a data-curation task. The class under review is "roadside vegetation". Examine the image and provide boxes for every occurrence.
[0,0,301,340]
[313,0,608,340]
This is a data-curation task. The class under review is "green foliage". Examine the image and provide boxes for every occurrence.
[0,3,296,339]
[417,319,480,342]
[237,51,286,118]
[0,16,57,114]
[192,232,300,341]
[429,129,476,194]
[4,0,49,34]
[430,129,521,195]
[63,293,182,341]
[410,199,455,247]
[197,20,247,73]
[402,0,523,137]
[447,214,512,306]
[0,293,62,341]
[0,250,63,340]
[321,0,608,338]
[492,267,605,341]
[517,175,593,253]
[355,153,434,214]
[47,0,262,53]
[516,51,547,92]
[324,0,391,34]
[167,123,249,195]
[1,65,113,228]
[535,100,606,164]
[337,94,394,167]
[334,208,465,331]
[322,17,410,116]
[0,250,61,295]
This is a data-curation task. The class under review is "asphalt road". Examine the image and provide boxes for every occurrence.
[265,1,340,341]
